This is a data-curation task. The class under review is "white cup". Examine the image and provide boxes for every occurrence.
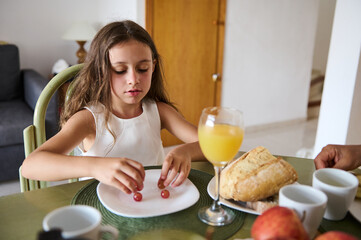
[279,184,327,238]
[43,205,118,240]
[312,168,358,221]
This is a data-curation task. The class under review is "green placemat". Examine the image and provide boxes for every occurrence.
[319,213,361,237]
[71,167,245,240]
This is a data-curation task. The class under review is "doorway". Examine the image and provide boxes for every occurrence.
[146,0,226,146]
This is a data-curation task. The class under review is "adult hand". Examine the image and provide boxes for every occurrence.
[314,144,361,171]
[92,157,145,194]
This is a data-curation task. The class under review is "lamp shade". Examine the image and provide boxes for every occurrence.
[62,22,97,41]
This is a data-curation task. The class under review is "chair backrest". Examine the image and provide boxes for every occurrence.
[20,64,83,192]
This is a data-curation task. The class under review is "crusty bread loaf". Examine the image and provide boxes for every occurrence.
[220,146,298,202]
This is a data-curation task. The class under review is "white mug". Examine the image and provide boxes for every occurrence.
[43,205,118,240]
[279,184,327,239]
[312,168,358,221]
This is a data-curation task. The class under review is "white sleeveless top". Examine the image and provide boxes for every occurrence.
[78,100,165,166]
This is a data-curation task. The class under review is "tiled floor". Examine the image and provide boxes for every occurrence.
[241,118,318,158]
[0,118,318,197]
[0,180,21,197]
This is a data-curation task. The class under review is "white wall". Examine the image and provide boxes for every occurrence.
[96,0,145,27]
[313,0,361,156]
[1,0,326,130]
[0,0,143,77]
[312,0,336,75]
[222,0,319,128]
[347,57,361,144]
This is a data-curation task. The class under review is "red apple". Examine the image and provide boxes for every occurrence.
[251,206,309,240]
[315,231,360,240]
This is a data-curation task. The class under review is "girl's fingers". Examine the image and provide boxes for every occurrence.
[109,176,132,194]
[160,155,173,180]
[115,160,145,191]
[171,163,191,187]
[161,152,192,187]
[164,158,182,187]
[115,170,142,193]
[171,171,186,187]
[127,159,146,180]
[164,166,178,187]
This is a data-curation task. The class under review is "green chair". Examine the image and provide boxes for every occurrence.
[20,64,83,192]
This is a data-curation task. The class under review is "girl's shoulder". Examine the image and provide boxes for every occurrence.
[59,109,96,146]
[155,101,175,113]
[143,99,170,114]
[85,101,106,114]
[64,109,95,133]
[156,101,181,124]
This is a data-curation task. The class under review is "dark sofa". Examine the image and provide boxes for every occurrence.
[0,44,58,182]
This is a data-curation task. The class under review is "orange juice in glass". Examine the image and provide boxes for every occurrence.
[198,107,244,226]
[198,124,244,166]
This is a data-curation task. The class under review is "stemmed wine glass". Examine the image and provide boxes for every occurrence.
[198,107,244,226]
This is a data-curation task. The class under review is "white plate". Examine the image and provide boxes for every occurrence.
[349,198,361,223]
[207,176,260,215]
[97,169,200,218]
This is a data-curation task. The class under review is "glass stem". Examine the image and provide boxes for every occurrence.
[211,166,222,211]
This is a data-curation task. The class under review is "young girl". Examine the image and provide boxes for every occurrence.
[21,20,204,194]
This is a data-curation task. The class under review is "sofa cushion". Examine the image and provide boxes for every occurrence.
[0,44,21,101]
[0,144,25,181]
[0,99,33,146]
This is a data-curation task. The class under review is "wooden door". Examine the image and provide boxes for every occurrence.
[146,0,226,146]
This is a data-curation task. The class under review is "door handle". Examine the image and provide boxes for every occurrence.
[212,73,220,82]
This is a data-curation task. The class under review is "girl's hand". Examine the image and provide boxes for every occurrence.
[157,102,205,187]
[92,157,145,194]
[160,146,192,188]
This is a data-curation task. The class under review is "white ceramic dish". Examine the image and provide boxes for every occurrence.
[349,198,361,223]
[97,169,200,218]
[207,176,260,215]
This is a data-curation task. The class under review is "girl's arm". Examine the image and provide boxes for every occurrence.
[21,109,145,194]
[157,102,205,187]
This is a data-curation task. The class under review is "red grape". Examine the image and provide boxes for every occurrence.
[161,189,170,199]
[157,178,166,189]
[133,192,142,202]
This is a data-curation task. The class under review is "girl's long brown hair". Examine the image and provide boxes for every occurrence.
[61,20,174,129]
